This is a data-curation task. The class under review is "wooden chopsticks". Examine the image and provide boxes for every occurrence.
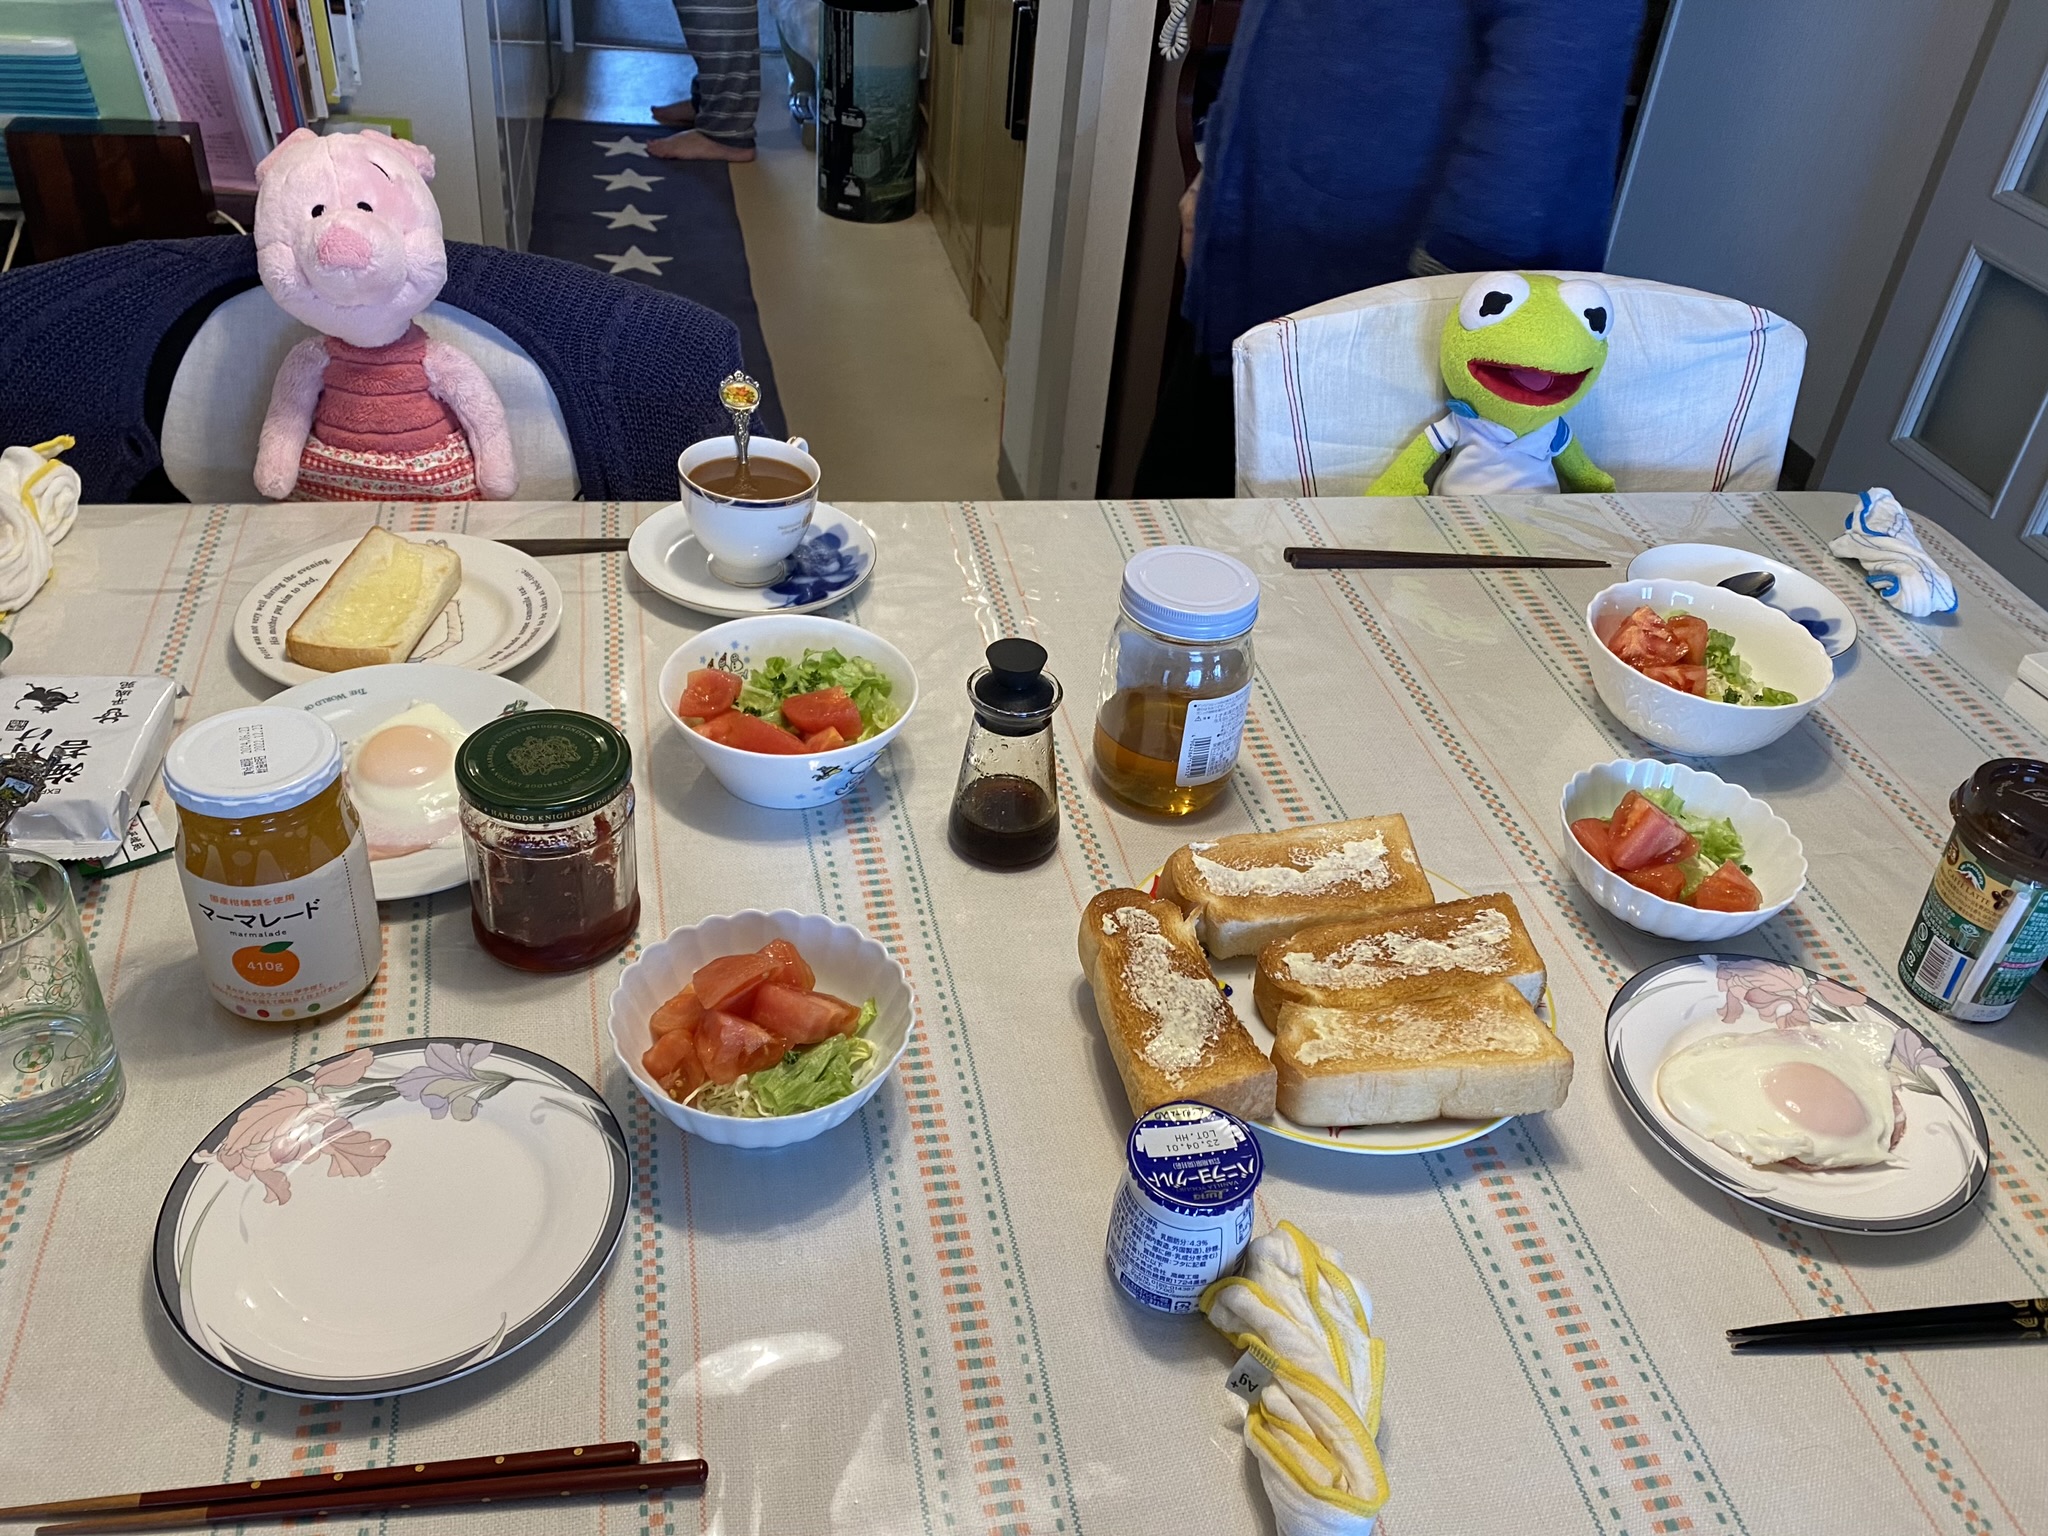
[497,537,632,555]
[1,1442,709,1534]
[1728,1297,2048,1352]
[1283,546,1610,571]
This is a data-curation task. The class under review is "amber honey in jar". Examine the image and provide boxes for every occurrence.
[456,710,640,972]
[162,707,383,1022]
[1092,546,1259,816]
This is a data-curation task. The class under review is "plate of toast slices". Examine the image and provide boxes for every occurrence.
[235,528,563,688]
[1078,816,1573,1155]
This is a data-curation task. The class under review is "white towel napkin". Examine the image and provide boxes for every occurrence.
[1829,487,1957,618]
[1202,1223,1387,1536]
[0,436,80,614]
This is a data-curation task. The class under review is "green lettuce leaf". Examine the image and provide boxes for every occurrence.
[1695,625,1797,708]
[748,1034,861,1116]
[1640,787,1750,894]
[735,648,898,738]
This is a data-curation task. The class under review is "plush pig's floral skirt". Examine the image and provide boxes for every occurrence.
[291,431,479,501]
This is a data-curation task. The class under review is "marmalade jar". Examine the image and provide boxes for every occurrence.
[162,707,383,1022]
[456,710,640,972]
[1092,546,1259,815]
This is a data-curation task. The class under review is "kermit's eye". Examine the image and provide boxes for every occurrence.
[1458,272,1530,330]
[1557,278,1613,338]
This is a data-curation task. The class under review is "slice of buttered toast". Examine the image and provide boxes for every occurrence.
[1254,893,1546,1027]
[286,527,463,673]
[1156,815,1434,958]
[1078,888,1277,1122]
[1273,979,1572,1127]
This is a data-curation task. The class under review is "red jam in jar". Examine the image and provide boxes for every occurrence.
[455,710,640,972]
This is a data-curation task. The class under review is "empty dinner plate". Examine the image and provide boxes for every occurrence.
[1627,543,1857,657]
[1606,956,1987,1234]
[154,1040,628,1398]
[629,502,877,617]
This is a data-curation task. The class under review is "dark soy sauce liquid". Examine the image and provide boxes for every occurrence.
[949,775,1059,868]
[689,457,816,500]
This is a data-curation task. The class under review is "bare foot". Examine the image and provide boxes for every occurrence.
[648,130,755,162]
[651,99,697,127]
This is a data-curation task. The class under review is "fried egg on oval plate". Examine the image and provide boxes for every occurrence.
[346,701,467,860]
[1656,1027,1899,1169]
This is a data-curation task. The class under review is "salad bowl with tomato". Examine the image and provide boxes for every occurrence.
[1560,758,1807,940]
[1585,578,1832,756]
[660,615,919,808]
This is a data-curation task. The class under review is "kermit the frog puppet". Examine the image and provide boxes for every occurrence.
[1367,271,1615,495]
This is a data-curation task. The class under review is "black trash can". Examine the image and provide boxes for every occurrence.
[818,0,920,222]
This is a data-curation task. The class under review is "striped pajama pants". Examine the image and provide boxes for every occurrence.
[673,0,761,147]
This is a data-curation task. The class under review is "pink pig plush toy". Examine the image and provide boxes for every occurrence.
[252,128,517,501]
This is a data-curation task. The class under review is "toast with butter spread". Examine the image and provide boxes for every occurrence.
[1157,815,1434,958]
[1254,893,1546,1027]
[1078,888,1277,1121]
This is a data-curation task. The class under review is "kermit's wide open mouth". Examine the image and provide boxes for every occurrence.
[1467,360,1589,407]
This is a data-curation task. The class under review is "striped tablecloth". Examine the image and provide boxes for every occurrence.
[3,492,2046,1536]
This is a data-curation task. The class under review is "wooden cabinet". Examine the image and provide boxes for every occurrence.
[923,0,1029,362]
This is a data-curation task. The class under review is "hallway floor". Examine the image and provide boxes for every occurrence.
[550,40,1005,502]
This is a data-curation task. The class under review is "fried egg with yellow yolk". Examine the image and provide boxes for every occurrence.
[1656,1027,1899,1170]
[346,701,467,860]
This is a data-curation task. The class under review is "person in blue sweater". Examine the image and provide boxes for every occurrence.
[1136,0,1648,497]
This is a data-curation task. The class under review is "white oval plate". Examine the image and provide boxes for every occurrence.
[269,664,545,901]
[1149,869,1556,1156]
[1627,542,1857,658]
[1606,955,1988,1233]
[629,502,877,617]
[153,1039,628,1398]
[235,532,564,688]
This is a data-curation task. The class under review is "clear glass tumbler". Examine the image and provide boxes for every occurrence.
[0,851,120,1162]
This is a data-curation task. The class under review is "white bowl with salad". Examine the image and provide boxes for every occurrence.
[660,615,917,809]
[1560,758,1807,940]
[1585,578,1832,756]
[610,909,915,1148]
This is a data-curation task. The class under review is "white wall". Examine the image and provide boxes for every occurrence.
[348,0,492,244]
[1607,0,1997,455]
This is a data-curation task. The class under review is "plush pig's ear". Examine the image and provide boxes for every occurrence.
[254,126,321,186]
[383,135,437,183]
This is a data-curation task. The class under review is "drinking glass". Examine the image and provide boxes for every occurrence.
[0,850,120,1162]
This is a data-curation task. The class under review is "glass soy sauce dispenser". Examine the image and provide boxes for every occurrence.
[949,638,1062,868]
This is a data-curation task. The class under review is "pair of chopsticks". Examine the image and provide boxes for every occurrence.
[1729,1297,2048,1353]
[0,1441,707,1534]
[1283,546,1609,571]
[499,537,630,555]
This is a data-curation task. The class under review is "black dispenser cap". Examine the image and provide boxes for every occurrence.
[969,638,1059,732]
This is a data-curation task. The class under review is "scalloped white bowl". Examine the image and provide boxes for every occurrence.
[659,614,919,809]
[1559,759,1806,941]
[1586,578,1832,756]
[609,909,915,1148]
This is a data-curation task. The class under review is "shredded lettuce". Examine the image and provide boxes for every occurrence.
[736,648,898,739]
[1701,627,1799,708]
[685,999,880,1118]
[1641,787,1751,894]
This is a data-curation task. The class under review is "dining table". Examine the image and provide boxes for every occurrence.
[1,488,2045,1536]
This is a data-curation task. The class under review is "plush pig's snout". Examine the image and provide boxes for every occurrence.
[315,223,374,272]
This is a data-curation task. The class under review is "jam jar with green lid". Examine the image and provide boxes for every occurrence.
[456,710,640,972]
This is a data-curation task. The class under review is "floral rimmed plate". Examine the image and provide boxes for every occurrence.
[628,502,877,616]
[153,1039,629,1399]
[1606,956,1988,1233]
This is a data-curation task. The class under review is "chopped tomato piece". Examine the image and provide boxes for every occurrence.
[1665,613,1710,667]
[1571,817,1619,871]
[749,982,861,1045]
[1652,831,1699,867]
[1639,663,1711,696]
[693,952,777,1013]
[780,686,864,741]
[757,938,815,992]
[802,726,848,753]
[697,712,808,755]
[1607,607,1688,668]
[650,985,705,1038]
[1691,861,1763,912]
[696,1008,787,1084]
[643,1023,705,1093]
[676,667,743,720]
[1607,791,1689,872]
[1621,863,1688,901]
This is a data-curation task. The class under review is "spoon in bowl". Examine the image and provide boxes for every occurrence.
[1719,570,1777,600]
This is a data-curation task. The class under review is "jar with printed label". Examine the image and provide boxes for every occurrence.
[1092,545,1259,815]
[163,707,383,1022]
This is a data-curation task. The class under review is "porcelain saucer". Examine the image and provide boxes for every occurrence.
[629,502,877,617]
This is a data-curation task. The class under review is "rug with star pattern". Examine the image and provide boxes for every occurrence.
[529,121,787,437]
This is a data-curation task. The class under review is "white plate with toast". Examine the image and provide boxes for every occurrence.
[235,532,563,688]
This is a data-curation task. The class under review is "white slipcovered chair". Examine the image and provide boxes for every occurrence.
[1232,272,1806,498]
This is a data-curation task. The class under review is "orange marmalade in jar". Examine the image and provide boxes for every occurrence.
[162,707,383,1022]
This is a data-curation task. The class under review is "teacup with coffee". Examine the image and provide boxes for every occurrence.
[678,435,821,586]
